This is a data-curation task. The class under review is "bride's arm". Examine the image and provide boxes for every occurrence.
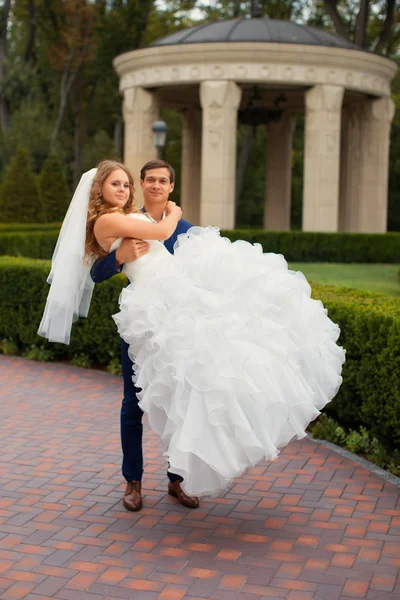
[94,208,181,244]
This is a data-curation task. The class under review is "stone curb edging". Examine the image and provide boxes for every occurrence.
[307,433,400,489]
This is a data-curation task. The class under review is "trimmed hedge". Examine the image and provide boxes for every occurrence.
[1,256,399,449]
[310,283,400,447]
[0,256,124,366]
[0,147,44,223]
[1,228,400,263]
[0,231,60,259]
[220,230,400,263]
[0,223,61,232]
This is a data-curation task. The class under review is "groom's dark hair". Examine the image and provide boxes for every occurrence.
[140,160,175,183]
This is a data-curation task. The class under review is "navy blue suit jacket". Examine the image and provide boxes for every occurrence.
[90,218,192,284]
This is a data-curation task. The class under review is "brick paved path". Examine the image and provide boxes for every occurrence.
[0,355,399,600]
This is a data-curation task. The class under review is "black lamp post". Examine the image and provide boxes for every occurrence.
[152,119,168,159]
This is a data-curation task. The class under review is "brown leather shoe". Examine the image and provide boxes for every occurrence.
[123,481,143,512]
[168,480,199,509]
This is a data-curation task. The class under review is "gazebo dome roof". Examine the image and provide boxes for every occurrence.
[150,17,359,50]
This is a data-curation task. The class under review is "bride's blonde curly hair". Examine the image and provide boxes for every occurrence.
[85,160,138,259]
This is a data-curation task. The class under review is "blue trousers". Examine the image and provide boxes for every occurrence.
[120,339,182,484]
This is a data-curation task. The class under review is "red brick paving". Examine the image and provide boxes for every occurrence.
[0,355,399,600]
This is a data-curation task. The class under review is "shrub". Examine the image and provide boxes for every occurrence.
[0,256,124,369]
[0,223,61,232]
[0,147,44,222]
[221,230,400,263]
[2,229,400,264]
[38,154,70,222]
[310,415,400,477]
[1,256,399,450]
[310,414,346,447]
[312,283,400,447]
[0,232,60,259]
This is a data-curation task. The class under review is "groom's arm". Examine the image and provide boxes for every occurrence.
[90,251,120,284]
[165,218,193,254]
[179,218,192,233]
[90,239,150,284]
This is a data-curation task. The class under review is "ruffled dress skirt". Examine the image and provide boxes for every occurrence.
[113,227,345,497]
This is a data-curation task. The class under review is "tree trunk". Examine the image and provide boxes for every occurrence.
[322,0,351,41]
[374,0,396,54]
[73,108,84,188]
[114,117,124,158]
[355,0,369,48]
[235,125,254,219]
[50,5,96,152]
[50,71,71,153]
[0,0,12,132]
[24,0,36,63]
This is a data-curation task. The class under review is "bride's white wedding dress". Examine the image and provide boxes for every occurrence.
[112,214,345,497]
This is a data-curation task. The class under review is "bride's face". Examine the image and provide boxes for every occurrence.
[102,168,130,208]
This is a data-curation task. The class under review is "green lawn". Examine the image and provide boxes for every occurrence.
[289,263,400,297]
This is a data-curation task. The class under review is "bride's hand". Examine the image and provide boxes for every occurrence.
[166,201,182,220]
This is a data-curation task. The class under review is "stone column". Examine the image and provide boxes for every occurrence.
[123,86,159,205]
[264,113,296,230]
[199,80,242,229]
[339,105,363,232]
[302,84,344,232]
[356,96,395,233]
[339,96,395,232]
[181,107,202,225]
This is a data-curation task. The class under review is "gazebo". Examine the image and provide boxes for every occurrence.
[113,16,397,232]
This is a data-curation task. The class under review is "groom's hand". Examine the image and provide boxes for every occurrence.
[115,238,150,267]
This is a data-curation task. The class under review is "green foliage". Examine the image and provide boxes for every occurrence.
[0,147,44,222]
[0,95,53,176]
[23,344,56,362]
[38,154,70,222]
[312,283,400,448]
[290,115,304,229]
[162,108,183,205]
[236,125,265,228]
[107,357,123,376]
[0,223,61,232]
[0,1,399,232]
[2,229,400,263]
[310,413,346,446]
[82,130,121,174]
[0,338,19,355]
[310,415,400,477]
[141,0,195,46]
[221,230,400,263]
[1,256,399,452]
[0,232,60,259]
[388,71,400,232]
[0,256,125,367]
[71,354,93,369]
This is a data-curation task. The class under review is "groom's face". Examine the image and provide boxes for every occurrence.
[140,167,174,205]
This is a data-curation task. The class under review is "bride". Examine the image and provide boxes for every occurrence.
[39,160,345,497]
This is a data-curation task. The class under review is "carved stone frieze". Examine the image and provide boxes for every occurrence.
[115,41,395,99]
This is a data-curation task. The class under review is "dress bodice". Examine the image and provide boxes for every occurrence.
[109,213,172,282]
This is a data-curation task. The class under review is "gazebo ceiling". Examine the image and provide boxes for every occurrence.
[150,17,359,51]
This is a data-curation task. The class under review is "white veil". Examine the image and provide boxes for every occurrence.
[38,168,97,344]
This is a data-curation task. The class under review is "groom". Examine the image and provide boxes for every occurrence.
[91,159,199,512]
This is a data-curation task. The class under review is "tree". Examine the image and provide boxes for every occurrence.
[195,0,309,22]
[47,0,100,152]
[0,146,43,222]
[0,0,12,131]
[388,70,400,231]
[38,153,70,222]
[319,0,399,54]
